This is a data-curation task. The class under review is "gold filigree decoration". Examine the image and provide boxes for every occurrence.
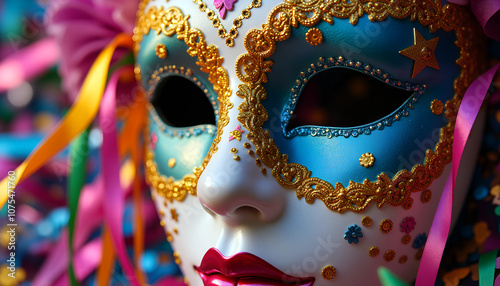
[369,246,380,257]
[235,0,487,213]
[146,152,198,202]
[155,43,167,58]
[431,99,444,115]
[380,219,393,233]
[305,27,323,46]
[361,216,373,227]
[321,265,336,280]
[384,249,396,262]
[192,0,262,47]
[135,4,233,201]
[359,152,375,168]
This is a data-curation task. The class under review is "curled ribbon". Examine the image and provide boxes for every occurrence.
[448,0,500,41]
[415,63,500,286]
[0,34,133,210]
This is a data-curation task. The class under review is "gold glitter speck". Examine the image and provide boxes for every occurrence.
[321,265,336,280]
[261,168,267,175]
[166,231,173,242]
[431,99,444,115]
[171,209,179,222]
[248,150,255,156]
[168,158,176,168]
[244,143,251,149]
[369,246,380,257]
[234,155,241,161]
[155,43,167,59]
[306,28,323,46]
[173,252,182,265]
[231,148,238,153]
[380,219,393,233]
[362,216,373,227]
[359,153,375,168]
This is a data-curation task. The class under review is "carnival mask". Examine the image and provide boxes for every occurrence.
[134,0,487,284]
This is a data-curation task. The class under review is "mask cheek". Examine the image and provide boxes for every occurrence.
[150,191,222,284]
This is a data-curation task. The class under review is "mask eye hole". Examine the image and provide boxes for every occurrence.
[286,68,414,131]
[151,75,216,128]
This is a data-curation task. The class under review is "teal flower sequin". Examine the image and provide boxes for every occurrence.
[344,224,363,244]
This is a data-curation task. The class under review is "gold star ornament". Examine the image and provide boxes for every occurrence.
[399,28,440,78]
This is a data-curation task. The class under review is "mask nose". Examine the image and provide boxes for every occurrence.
[197,126,286,226]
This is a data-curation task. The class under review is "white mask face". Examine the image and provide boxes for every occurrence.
[134,1,486,285]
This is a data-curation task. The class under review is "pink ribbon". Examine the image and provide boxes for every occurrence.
[447,0,500,41]
[33,67,139,285]
[415,63,500,285]
[31,175,162,285]
[0,38,59,93]
[99,66,140,285]
[53,238,103,286]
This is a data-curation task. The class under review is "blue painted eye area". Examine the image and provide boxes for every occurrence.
[281,58,426,138]
[151,75,216,128]
[287,68,414,130]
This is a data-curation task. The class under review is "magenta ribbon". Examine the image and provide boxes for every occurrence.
[30,177,164,285]
[415,63,500,285]
[32,67,139,285]
[0,38,59,93]
[99,66,140,285]
[447,0,500,41]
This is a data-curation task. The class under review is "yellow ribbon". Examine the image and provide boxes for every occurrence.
[0,34,133,208]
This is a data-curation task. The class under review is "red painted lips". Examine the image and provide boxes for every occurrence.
[194,248,315,286]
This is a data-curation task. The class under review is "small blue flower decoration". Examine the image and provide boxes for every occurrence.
[413,233,427,249]
[344,224,363,244]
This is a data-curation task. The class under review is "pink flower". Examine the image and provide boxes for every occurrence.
[150,132,158,150]
[400,216,416,234]
[228,124,244,141]
[46,0,139,101]
[213,0,238,19]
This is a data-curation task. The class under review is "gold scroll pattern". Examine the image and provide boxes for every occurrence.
[134,3,233,202]
[235,0,487,213]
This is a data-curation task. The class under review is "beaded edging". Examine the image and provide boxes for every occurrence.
[147,65,218,138]
[282,57,425,139]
